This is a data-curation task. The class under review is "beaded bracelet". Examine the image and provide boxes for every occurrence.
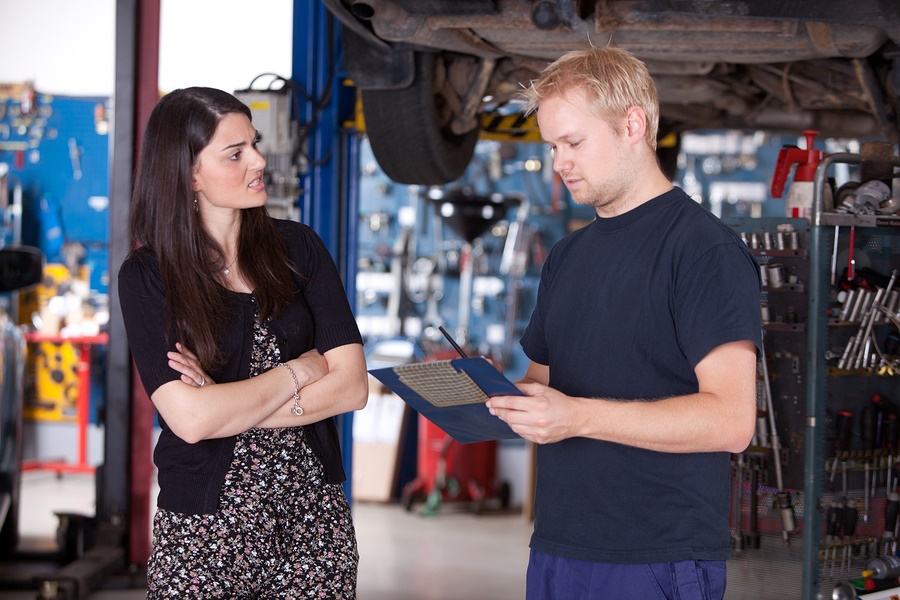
[279,362,303,416]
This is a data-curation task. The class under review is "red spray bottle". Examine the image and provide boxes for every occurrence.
[770,130,832,220]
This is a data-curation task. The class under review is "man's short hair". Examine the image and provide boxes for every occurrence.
[521,46,660,150]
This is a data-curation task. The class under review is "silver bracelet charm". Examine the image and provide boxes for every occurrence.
[279,362,303,416]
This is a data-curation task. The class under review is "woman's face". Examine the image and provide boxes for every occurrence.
[192,112,267,212]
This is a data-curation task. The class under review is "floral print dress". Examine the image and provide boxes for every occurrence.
[146,315,358,599]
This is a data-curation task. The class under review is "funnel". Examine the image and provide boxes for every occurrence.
[431,189,519,243]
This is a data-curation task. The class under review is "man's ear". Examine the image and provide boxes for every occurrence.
[624,106,646,143]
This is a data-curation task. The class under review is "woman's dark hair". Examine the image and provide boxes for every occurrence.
[128,86,293,369]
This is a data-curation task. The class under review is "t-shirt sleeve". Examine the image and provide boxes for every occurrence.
[676,240,762,367]
[519,245,557,366]
[117,254,181,397]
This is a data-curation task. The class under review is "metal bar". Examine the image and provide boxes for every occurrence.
[293,0,359,501]
[803,210,832,599]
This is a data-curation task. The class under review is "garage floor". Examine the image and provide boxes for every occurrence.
[0,471,531,599]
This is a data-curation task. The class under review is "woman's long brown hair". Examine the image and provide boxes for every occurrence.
[128,87,294,370]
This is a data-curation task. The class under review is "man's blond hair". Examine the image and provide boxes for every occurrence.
[521,46,660,151]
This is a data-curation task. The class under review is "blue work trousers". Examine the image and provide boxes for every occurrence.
[526,549,726,600]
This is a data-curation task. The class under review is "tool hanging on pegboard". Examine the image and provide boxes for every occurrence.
[759,329,797,547]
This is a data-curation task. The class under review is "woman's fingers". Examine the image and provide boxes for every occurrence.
[169,344,211,387]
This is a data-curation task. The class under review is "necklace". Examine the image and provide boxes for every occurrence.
[223,258,237,275]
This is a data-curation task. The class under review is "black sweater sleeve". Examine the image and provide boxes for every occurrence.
[118,249,182,397]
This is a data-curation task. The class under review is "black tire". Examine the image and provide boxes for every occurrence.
[361,52,480,185]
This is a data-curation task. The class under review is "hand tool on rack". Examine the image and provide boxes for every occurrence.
[744,462,760,549]
[885,412,898,494]
[882,492,899,555]
[856,289,887,370]
[827,499,845,577]
[874,395,887,489]
[839,289,859,322]
[759,332,795,546]
[732,454,744,552]
[843,500,859,579]
[839,271,898,370]
[831,410,853,487]
[863,402,876,521]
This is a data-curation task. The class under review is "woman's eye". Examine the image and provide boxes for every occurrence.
[229,151,241,161]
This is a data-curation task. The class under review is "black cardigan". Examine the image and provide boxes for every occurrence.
[118,219,362,514]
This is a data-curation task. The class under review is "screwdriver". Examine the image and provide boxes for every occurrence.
[886,413,898,494]
[883,492,899,555]
[827,499,844,577]
[873,394,887,490]
[831,411,852,487]
[863,403,876,521]
[744,463,760,549]
[843,500,859,578]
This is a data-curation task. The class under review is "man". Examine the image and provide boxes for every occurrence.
[486,47,762,599]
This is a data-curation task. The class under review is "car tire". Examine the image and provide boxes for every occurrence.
[361,52,479,185]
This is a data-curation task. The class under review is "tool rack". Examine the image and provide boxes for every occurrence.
[725,216,811,599]
[723,150,900,599]
[803,152,900,598]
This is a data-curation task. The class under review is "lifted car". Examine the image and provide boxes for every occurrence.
[323,0,900,184]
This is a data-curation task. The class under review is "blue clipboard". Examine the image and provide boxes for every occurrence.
[368,357,523,444]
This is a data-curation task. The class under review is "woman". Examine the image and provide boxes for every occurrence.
[118,87,368,598]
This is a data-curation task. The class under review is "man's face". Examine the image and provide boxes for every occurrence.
[537,88,637,217]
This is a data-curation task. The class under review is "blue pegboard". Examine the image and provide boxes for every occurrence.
[0,93,111,296]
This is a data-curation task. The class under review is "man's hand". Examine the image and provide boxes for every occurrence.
[487,381,582,444]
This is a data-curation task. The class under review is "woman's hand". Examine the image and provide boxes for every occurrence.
[288,348,329,387]
[168,342,213,388]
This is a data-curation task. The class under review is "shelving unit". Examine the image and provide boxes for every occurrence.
[725,217,810,600]
[802,152,900,598]
[723,150,899,599]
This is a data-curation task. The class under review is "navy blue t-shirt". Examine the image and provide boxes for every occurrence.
[520,187,761,564]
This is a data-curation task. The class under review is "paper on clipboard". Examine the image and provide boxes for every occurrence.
[368,356,523,443]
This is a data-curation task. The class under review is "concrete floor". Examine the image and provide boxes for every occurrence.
[0,472,859,599]
[0,471,532,599]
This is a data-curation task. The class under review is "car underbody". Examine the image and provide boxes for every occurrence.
[324,0,900,184]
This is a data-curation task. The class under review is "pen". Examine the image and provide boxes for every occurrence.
[438,325,469,358]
